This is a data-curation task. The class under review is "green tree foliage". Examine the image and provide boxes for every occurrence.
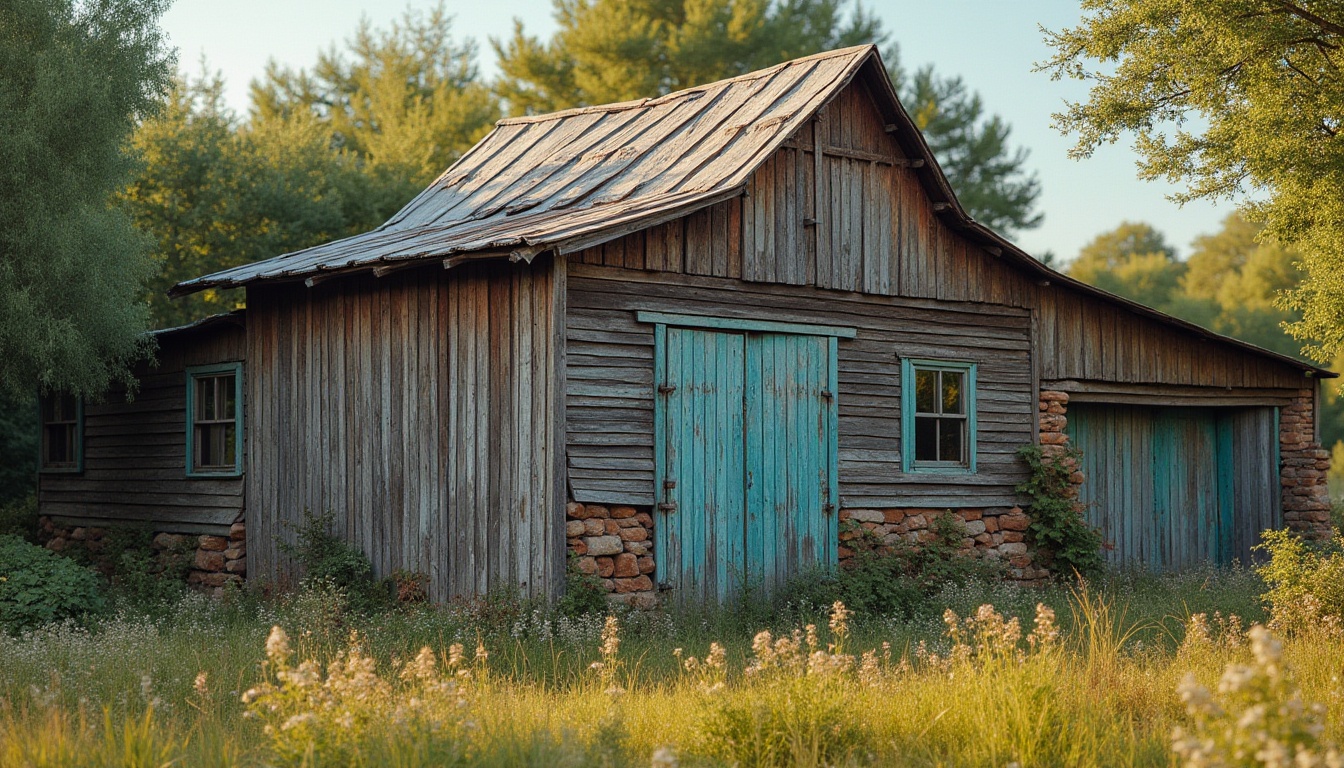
[121,74,376,326]
[0,0,172,399]
[1067,221,1187,314]
[1039,0,1344,362]
[251,3,499,190]
[494,0,1042,235]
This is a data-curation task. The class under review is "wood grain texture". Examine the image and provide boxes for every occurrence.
[38,322,246,535]
[245,258,564,600]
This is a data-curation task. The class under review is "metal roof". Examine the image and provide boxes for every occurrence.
[171,45,877,296]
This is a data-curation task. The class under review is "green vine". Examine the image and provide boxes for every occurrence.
[1015,444,1104,580]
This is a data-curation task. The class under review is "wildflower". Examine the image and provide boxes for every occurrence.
[651,746,679,767]
[447,643,465,667]
[600,615,621,659]
[401,646,437,682]
[193,671,210,698]
[706,642,726,670]
[829,600,852,646]
[265,626,292,666]
[1028,603,1059,650]
[474,640,489,665]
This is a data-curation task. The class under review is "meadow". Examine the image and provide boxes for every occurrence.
[2,559,1343,768]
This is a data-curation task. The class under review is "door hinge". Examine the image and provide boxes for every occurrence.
[823,503,835,515]
[658,384,677,394]
[663,478,677,489]
[658,502,678,513]
[820,389,833,400]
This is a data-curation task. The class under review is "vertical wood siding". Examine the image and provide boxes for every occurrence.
[38,324,247,535]
[246,259,565,600]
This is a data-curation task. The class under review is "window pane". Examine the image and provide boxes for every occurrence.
[939,418,965,463]
[915,369,937,413]
[196,378,212,420]
[221,374,236,418]
[914,416,938,461]
[224,423,236,466]
[942,371,964,414]
[45,426,69,465]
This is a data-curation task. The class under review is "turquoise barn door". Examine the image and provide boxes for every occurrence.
[745,333,837,594]
[650,314,845,603]
[658,327,747,603]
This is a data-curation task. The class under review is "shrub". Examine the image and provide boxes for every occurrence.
[0,534,105,632]
[101,527,191,608]
[0,493,37,540]
[1016,444,1104,579]
[557,552,607,617]
[1255,528,1344,634]
[278,509,388,613]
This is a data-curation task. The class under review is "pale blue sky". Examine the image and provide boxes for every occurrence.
[159,0,1234,263]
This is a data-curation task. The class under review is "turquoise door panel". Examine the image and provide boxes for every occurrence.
[659,327,747,603]
[745,333,836,594]
[655,326,838,603]
[1070,404,1256,571]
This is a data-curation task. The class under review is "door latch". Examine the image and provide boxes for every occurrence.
[823,503,835,515]
[663,479,677,489]
[658,502,678,513]
[658,384,677,394]
[820,389,833,400]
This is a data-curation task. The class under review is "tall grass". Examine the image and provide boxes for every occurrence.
[1,566,1340,767]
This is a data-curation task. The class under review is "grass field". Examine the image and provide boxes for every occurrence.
[3,565,1341,767]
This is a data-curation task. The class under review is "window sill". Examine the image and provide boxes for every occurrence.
[186,469,244,479]
[906,464,976,476]
[39,467,82,475]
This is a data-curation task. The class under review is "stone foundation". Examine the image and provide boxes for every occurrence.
[838,507,1049,582]
[565,502,657,608]
[1280,389,1333,539]
[38,516,247,594]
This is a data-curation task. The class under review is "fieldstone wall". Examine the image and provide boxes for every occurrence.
[38,516,247,594]
[838,507,1048,582]
[1280,388,1333,539]
[565,502,657,608]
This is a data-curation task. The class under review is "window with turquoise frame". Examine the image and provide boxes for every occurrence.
[186,363,243,477]
[901,358,977,473]
[39,394,82,473]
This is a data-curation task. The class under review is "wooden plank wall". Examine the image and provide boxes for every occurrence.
[574,75,1310,394]
[566,265,1034,509]
[245,258,565,600]
[38,324,247,535]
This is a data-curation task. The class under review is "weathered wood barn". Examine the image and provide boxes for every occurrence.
[41,45,1334,602]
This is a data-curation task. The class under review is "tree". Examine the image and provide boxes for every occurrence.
[1039,0,1344,362]
[122,73,377,327]
[1067,222,1188,314]
[494,0,1043,235]
[0,0,172,399]
[251,3,498,190]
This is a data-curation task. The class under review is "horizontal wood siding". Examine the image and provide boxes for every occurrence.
[566,264,1034,509]
[39,325,247,534]
[246,259,564,600]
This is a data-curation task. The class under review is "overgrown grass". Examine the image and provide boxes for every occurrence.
[4,564,1341,766]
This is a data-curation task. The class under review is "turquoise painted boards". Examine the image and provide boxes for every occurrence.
[1068,404,1280,570]
[654,326,839,602]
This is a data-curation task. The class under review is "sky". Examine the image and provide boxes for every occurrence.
[158,0,1235,264]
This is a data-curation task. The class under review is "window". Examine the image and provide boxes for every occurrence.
[186,364,243,476]
[901,359,977,473]
[40,394,82,472]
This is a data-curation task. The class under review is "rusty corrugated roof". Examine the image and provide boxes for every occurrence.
[170,45,877,296]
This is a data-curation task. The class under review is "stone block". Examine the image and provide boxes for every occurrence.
[962,520,986,536]
[999,542,1028,556]
[983,516,999,533]
[45,537,66,552]
[613,553,639,577]
[999,512,1030,532]
[845,509,884,524]
[225,559,248,574]
[613,575,653,593]
[882,509,906,524]
[1001,531,1025,543]
[566,502,591,520]
[229,522,247,541]
[585,535,624,556]
[904,514,927,531]
[565,520,586,538]
[1039,390,1069,403]
[586,505,610,519]
[960,509,983,522]
[635,512,654,528]
[618,526,648,542]
[152,532,188,550]
[70,527,87,541]
[198,535,229,552]
[223,546,245,560]
[194,550,226,572]
[595,557,615,578]
[583,519,605,536]
[623,541,650,556]
[616,517,642,528]
[570,539,588,556]
[610,506,636,519]
[604,519,621,535]
[575,557,598,575]
[1039,431,1069,446]
[607,592,657,610]
[637,556,655,574]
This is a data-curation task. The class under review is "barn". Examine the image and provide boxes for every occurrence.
[38,45,1334,602]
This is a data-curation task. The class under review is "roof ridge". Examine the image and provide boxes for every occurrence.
[495,44,876,127]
